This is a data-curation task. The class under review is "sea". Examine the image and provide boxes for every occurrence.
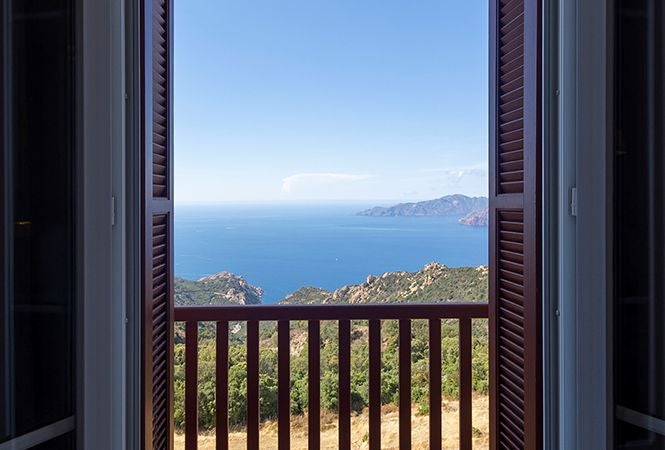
[175,203,488,304]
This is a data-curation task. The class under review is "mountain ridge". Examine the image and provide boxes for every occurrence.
[280,262,487,304]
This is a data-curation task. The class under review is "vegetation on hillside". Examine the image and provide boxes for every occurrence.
[173,263,489,431]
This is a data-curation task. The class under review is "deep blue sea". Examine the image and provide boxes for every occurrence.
[175,204,488,304]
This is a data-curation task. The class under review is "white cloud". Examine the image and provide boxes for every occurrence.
[420,164,487,175]
[281,172,374,194]
[419,164,487,187]
[439,168,487,187]
[402,164,488,198]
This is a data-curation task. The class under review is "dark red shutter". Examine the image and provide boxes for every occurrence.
[489,0,542,448]
[141,0,174,448]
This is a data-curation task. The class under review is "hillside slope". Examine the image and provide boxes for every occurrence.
[280,262,488,305]
[176,263,488,307]
[173,264,489,431]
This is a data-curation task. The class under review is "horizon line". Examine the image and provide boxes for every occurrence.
[174,193,490,207]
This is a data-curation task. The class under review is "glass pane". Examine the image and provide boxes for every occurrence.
[1,0,76,444]
[613,0,665,448]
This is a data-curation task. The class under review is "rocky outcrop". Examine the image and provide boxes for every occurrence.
[175,272,263,306]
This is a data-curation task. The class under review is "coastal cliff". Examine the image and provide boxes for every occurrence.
[459,207,489,227]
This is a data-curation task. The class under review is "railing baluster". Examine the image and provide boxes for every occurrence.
[369,319,381,450]
[338,319,351,450]
[399,319,412,450]
[459,318,473,450]
[172,303,489,450]
[429,318,442,450]
[278,320,290,450]
[247,321,260,450]
[308,320,321,450]
[216,321,229,450]
[185,321,199,450]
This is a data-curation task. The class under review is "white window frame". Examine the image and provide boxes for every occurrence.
[80,0,128,447]
[549,0,612,448]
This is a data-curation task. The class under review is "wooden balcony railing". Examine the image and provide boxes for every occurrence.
[174,303,488,450]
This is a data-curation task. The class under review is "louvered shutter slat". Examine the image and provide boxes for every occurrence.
[489,0,542,449]
[142,0,174,448]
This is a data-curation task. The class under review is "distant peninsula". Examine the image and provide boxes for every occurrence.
[357,194,488,219]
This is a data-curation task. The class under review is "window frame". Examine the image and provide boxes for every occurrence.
[80,0,129,447]
[551,0,613,448]
[116,0,615,448]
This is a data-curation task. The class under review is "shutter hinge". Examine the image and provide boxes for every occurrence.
[570,187,578,217]
[111,196,117,226]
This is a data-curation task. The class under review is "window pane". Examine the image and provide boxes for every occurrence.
[613,0,665,447]
[31,431,75,450]
[1,0,75,443]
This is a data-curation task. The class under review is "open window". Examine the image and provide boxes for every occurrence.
[137,0,544,448]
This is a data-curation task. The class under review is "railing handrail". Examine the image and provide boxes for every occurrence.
[174,302,488,322]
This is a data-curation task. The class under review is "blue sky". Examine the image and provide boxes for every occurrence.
[174,0,488,204]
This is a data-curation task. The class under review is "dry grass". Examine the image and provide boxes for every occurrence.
[175,395,489,449]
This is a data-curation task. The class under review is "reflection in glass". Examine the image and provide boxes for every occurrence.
[613,0,665,448]
[1,0,75,445]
